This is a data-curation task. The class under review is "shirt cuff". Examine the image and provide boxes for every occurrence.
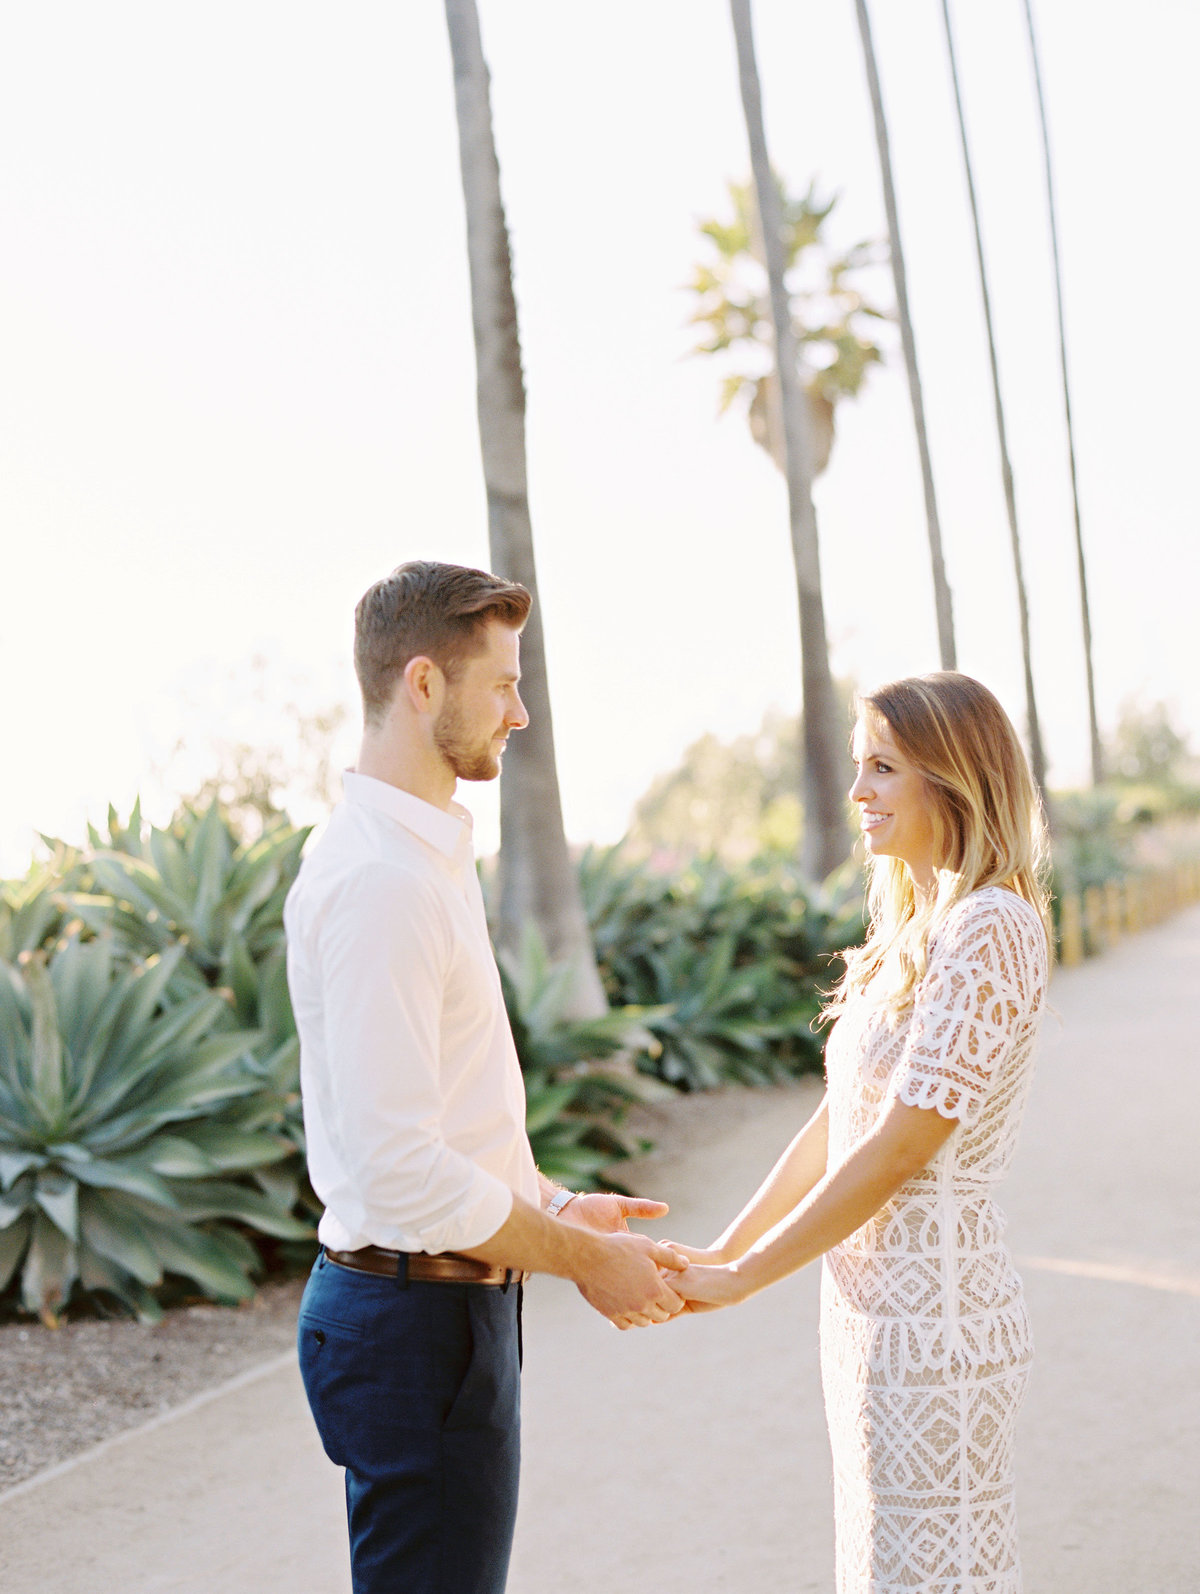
[411,1168,515,1257]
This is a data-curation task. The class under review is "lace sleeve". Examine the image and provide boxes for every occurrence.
[887,891,1044,1127]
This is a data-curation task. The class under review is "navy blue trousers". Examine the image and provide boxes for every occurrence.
[297,1251,522,1594]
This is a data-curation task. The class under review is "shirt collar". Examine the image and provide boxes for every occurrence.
[342,770,473,861]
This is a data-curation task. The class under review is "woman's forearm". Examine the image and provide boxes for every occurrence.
[711,1094,830,1259]
[731,1098,956,1296]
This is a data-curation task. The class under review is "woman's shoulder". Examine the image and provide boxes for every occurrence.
[935,885,1047,958]
[950,883,1041,917]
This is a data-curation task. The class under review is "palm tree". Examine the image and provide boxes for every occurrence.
[853,0,957,671]
[688,178,889,482]
[1020,0,1103,785]
[728,0,848,881]
[443,0,607,1016]
[939,0,1047,793]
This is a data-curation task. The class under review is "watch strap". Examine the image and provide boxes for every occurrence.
[546,1188,579,1218]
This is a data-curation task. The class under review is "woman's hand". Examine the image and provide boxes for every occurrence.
[670,1260,753,1314]
[662,1240,735,1267]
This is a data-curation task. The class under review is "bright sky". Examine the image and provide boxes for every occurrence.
[2,0,1196,873]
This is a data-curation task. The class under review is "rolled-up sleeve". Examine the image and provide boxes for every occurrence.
[313,863,514,1254]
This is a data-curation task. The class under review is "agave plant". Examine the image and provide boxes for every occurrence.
[0,846,82,962]
[614,925,823,1091]
[69,801,311,1158]
[81,799,150,860]
[0,937,311,1324]
[498,926,670,1187]
[579,844,861,1091]
[67,802,310,994]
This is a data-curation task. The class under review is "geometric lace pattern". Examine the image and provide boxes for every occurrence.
[820,888,1048,1593]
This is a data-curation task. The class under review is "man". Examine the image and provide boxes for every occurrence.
[284,560,684,1594]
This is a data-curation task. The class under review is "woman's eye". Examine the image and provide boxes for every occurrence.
[875,762,892,774]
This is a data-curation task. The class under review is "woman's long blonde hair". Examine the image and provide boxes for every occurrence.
[826,672,1052,1022]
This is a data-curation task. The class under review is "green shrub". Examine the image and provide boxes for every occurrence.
[579,845,863,1091]
[2,799,869,1312]
[66,803,312,1170]
[0,849,79,962]
[498,926,670,1188]
[1049,788,1133,898]
[66,801,310,993]
[0,938,310,1324]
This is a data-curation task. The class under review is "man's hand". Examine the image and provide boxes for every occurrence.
[561,1193,670,1235]
[575,1231,687,1329]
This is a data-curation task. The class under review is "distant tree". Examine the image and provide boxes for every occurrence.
[443,0,607,1017]
[630,712,804,863]
[853,0,957,669]
[629,694,857,863]
[185,707,346,838]
[1107,700,1194,786]
[727,0,856,880]
[152,654,350,840]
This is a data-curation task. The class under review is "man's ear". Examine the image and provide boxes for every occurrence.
[402,654,445,716]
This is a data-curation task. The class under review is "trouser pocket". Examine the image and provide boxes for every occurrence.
[298,1309,367,1467]
[444,1286,521,1433]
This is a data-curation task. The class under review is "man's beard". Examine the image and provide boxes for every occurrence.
[433,698,502,782]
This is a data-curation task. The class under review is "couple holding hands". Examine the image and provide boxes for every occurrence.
[286,560,1048,1594]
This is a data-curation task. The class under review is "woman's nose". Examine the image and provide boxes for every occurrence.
[849,771,870,803]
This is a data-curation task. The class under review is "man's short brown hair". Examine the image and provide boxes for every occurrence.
[354,560,532,724]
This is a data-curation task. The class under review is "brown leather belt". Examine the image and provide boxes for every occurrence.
[324,1245,527,1287]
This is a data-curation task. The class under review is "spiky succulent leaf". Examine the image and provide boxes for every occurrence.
[0,933,311,1320]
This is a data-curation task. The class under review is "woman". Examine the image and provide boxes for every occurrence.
[671,673,1051,1593]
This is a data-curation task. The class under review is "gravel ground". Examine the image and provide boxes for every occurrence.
[0,1278,307,1489]
[0,1084,786,1495]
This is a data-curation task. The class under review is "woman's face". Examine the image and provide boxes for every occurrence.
[849,718,937,892]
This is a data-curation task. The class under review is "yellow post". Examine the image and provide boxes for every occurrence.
[1138,872,1149,924]
[1083,884,1105,954]
[1059,893,1085,967]
[1125,874,1142,933]
[1157,870,1169,922]
[1164,868,1179,918]
[1104,878,1123,944]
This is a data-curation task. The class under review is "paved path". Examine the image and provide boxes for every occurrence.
[2,905,1198,1593]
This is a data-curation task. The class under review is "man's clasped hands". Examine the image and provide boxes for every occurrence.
[558,1190,742,1329]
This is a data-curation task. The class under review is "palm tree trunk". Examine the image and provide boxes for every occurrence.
[939,0,1047,795]
[729,0,847,881]
[444,0,607,1016]
[1021,0,1103,785]
[854,0,957,672]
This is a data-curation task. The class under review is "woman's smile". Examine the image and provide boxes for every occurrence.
[849,720,937,891]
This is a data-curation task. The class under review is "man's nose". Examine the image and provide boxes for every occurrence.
[508,692,530,731]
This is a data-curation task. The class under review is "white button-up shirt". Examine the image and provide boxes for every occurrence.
[284,771,539,1256]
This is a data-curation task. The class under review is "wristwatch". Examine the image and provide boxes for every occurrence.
[546,1188,580,1218]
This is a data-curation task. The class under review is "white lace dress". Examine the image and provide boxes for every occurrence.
[820,887,1048,1594]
